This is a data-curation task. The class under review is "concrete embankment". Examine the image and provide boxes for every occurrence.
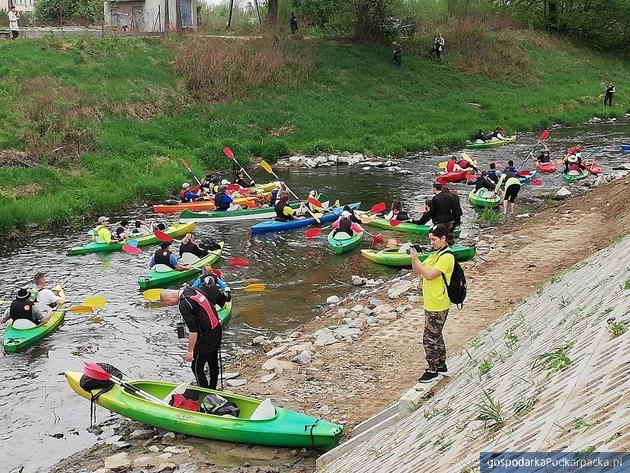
[318,235,630,472]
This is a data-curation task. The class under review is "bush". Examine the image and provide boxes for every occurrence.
[35,0,103,23]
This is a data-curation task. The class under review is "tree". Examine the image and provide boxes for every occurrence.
[354,0,389,41]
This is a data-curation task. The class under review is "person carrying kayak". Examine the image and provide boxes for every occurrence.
[491,127,506,141]
[505,160,518,175]
[487,163,501,184]
[179,183,204,202]
[93,216,120,244]
[1,288,52,326]
[472,130,487,143]
[115,220,131,240]
[160,277,230,390]
[214,183,242,212]
[179,234,209,259]
[33,272,65,308]
[500,173,521,217]
[149,241,190,271]
[409,225,454,383]
[332,211,362,237]
[474,172,495,192]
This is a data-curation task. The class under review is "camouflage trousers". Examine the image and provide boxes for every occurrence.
[423,309,449,371]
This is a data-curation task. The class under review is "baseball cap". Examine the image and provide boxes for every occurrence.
[98,216,109,223]
[341,211,351,218]
[181,183,190,189]
[221,179,230,185]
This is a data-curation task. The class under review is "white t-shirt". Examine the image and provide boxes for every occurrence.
[8,11,19,31]
[36,288,60,307]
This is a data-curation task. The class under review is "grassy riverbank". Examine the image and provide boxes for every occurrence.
[0,33,629,234]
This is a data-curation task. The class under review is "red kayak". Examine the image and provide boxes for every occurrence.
[584,161,602,175]
[436,171,477,184]
[535,162,556,173]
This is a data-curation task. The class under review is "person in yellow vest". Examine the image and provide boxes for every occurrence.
[499,173,521,217]
[93,216,120,244]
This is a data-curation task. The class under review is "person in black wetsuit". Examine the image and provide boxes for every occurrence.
[161,278,230,390]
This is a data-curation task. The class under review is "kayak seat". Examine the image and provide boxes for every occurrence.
[250,398,276,421]
[180,252,201,265]
[154,264,174,273]
[334,232,352,240]
[12,319,38,329]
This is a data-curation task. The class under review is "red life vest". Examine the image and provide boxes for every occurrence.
[179,189,188,201]
[188,290,220,330]
[458,160,469,169]
[446,160,456,172]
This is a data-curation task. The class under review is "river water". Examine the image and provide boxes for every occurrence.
[1,121,628,472]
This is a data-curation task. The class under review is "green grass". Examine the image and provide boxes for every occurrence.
[0,34,629,234]
[607,321,628,338]
[478,208,503,224]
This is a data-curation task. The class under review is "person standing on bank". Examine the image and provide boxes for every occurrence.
[161,277,230,390]
[431,33,445,58]
[8,7,19,40]
[290,13,298,34]
[410,226,454,383]
[393,41,402,67]
[603,82,615,106]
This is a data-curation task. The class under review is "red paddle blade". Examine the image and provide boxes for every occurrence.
[227,257,249,267]
[223,147,235,159]
[389,219,401,227]
[370,202,386,214]
[307,196,323,208]
[516,170,531,176]
[153,230,173,242]
[371,233,384,243]
[531,178,543,186]
[212,268,222,278]
[122,243,142,255]
[227,184,241,191]
[539,129,550,142]
[305,227,322,239]
[179,158,190,169]
[83,362,111,381]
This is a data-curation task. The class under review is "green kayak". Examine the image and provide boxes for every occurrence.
[137,242,224,290]
[67,222,196,256]
[180,202,302,223]
[361,245,477,267]
[468,189,501,208]
[65,371,343,449]
[466,135,517,149]
[3,288,66,353]
[562,170,589,183]
[357,212,461,237]
[327,228,365,254]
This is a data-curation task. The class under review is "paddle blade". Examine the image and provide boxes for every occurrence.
[370,202,387,214]
[371,233,385,244]
[227,257,249,267]
[127,239,139,247]
[305,227,322,239]
[532,178,543,186]
[259,160,273,174]
[153,230,173,242]
[223,147,235,159]
[69,305,94,314]
[143,289,163,302]
[539,129,550,142]
[389,219,401,227]
[82,296,106,309]
[516,170,531,176]
[227,183,241,191]
[461,152,474,163]
[122,243,142,255]
[386,239,400,248]
[212,268,223,278]
[307,196,323,209]
[83,362,112,381]
[359,215,373,224]
[242,283,266,292]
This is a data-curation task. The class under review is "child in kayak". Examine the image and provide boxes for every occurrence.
[332,211,362,237]
[563,145,585,173]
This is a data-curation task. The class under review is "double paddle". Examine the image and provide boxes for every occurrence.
[142,282,266,302]
[152,230,248,267]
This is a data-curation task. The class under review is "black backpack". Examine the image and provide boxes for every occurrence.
[438,249,467,308]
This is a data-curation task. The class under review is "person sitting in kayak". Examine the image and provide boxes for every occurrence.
[214,184,242,212]
[491,127,506,140]
[33,272,65,308]
[536,144,551,164]
[445,157,463,172]
[233,170,254,188]
[472,129,487,143]
[487,163,501,184]
[1,288,52,325]
[115,220,131,240]
[160,278,230,390]
[332,211,362,237]
[192,266,227,290]
[343,205,362,223]
[93,216,119,244]
[274,193,304,221]
[131,217,152,235]
[384,200,410,221]
[505,160,518,175]
[474,172,495,192]
[179,233,209,259]
[563,146,585,173]
[179,183,203,202]
[149,241,190,271]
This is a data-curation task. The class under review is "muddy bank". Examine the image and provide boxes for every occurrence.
[50,174,630,473]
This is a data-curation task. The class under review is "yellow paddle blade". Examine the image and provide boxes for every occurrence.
[438,161,447,169]
[143,289,163,302]
[461,152,474,163]
[359,215,373,224]
[242,284,266,292]
[82,296,106,308]
[259,160,273,174]
[334,199,340,207]
[69,305,94,314]
[0,299,5,305]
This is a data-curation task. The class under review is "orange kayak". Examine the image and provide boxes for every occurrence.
[153,193,271,214]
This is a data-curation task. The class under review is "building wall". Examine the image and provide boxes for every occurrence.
[8,0,34,14]
[104,0,196,33]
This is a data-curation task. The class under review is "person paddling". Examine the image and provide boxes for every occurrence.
[233,170,254,188]
[93,216,119,244]
[1,288,51,326]
[179,183,203,202]
[491,127,506,141]
[192,266,227,290]
[410,226,454,383]
[332,211,362,237]
[179,234,209,259]
[274,193,305,221]
[536,144,551,164]
[445,156,463,172]
[214,183,241,212]
[149,241,190,271]
[33,272,65,308]
[161,278,230,390]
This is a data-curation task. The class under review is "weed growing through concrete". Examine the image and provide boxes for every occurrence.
[474,389,506,433]
[533,342,574,374]
[504,329,519,349]
[568,417,591,431]
[607,320,628,338]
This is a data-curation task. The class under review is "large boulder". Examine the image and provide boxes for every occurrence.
[387,280,415,299]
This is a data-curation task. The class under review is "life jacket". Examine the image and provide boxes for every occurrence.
[446,160,456,172]
[188,289,220,330]
[568,164,581,173]
[539,151,550,163]
[154,248,175,268]
[458,160,469,169]
[488,169,499,181]
[214,191,229,211]
[92,225,107,242]
[274,200,290,221]
[10,299,36,323]
[179,189,188,201]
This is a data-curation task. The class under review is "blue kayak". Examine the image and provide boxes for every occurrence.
[251,203,361,235]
